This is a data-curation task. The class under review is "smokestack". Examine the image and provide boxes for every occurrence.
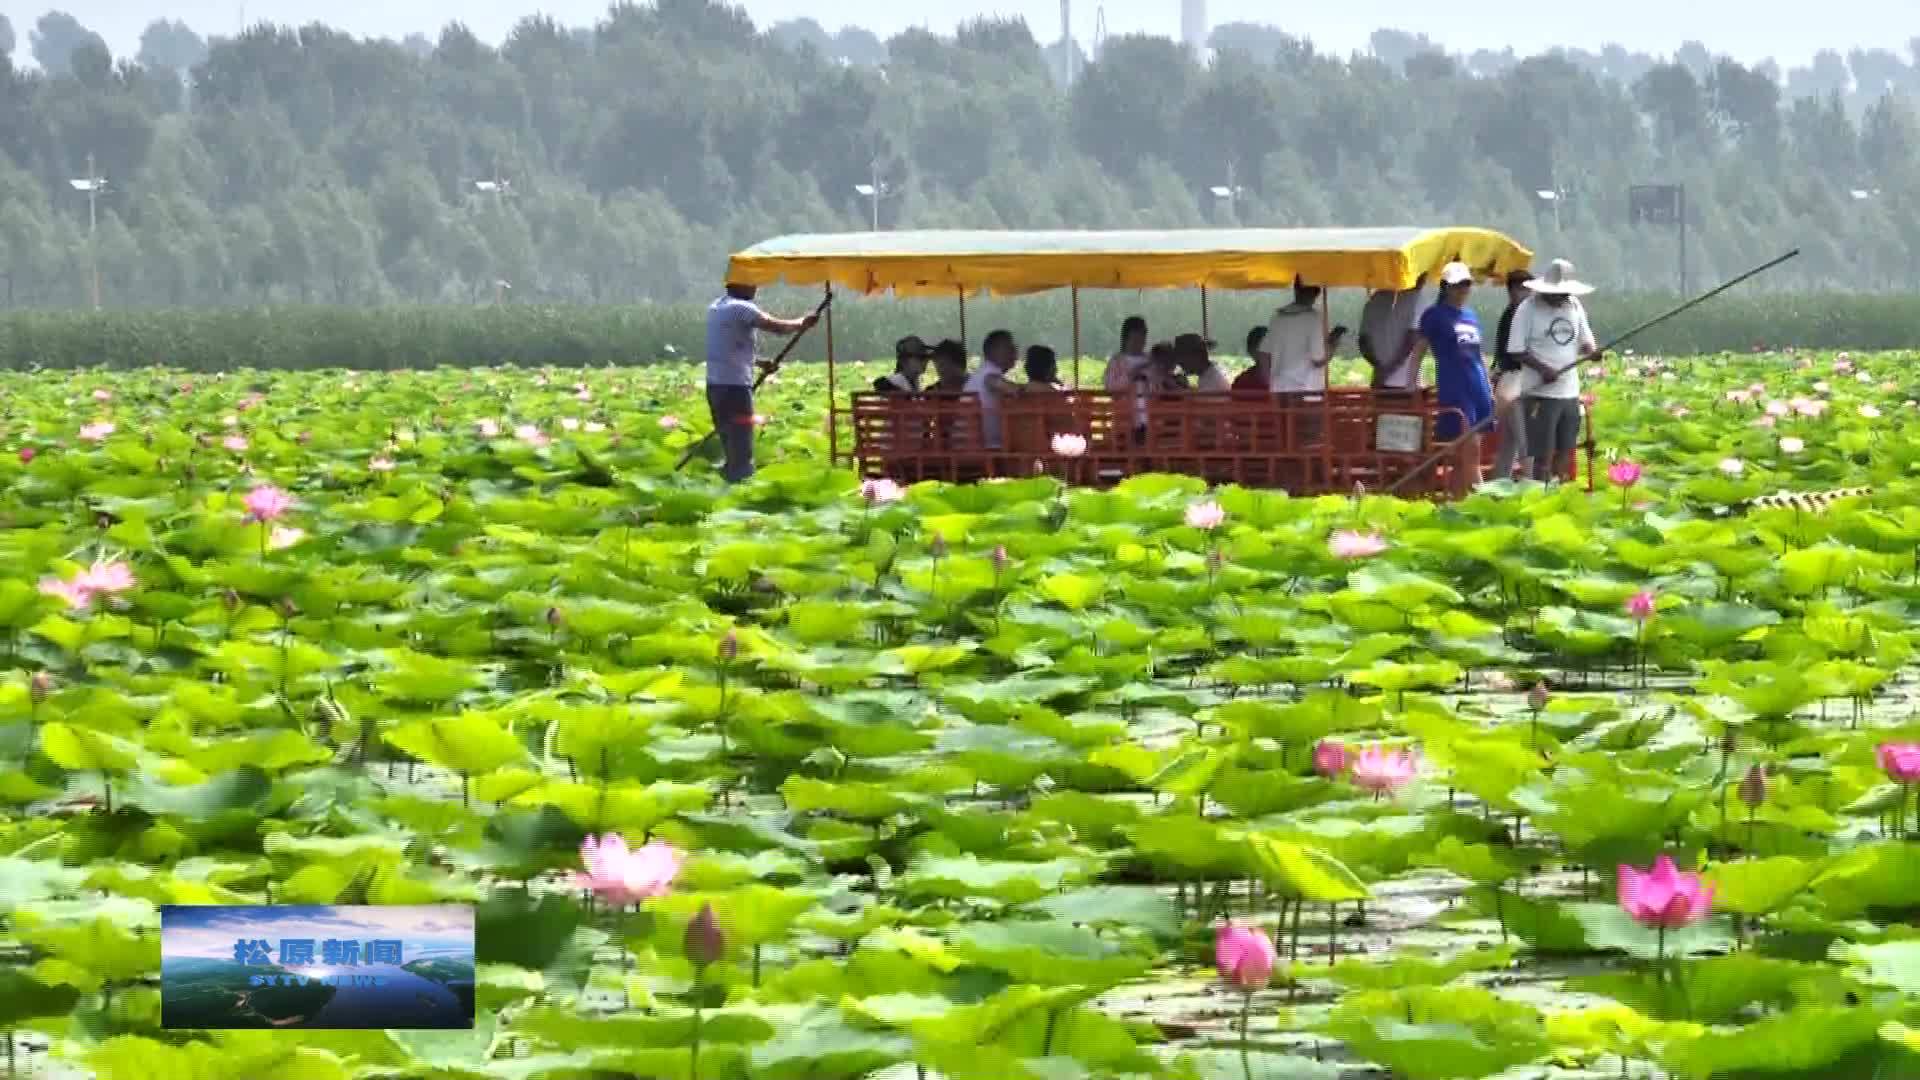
[1181,0,1206,56]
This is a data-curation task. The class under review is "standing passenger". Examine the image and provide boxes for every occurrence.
[1508,259,1601,483]
[1266,280,1348,394]
[1416,262,1493,491]
[1359,275,1428,392]
[704,283,818,483]
[1489,269,1534,480]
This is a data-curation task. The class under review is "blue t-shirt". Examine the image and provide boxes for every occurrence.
[705,296,764,386]
[1418,302,1492,420]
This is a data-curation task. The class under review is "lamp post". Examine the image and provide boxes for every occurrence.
[1533,188,1562,233]
[1628,183,1686,294]
[68,154,108,311]
[854,161,896,230]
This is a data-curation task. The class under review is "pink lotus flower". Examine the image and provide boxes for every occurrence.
[1860,404,1883,419]
[515,424,551,448]
[91,388,112,402]
[861,478,905,505]
[222,435,249,453]
[750,413,770,427]
[1607,460,1642,487]
[1778,436,1805,455]
[242,484,294,523]
[77,559,135,596]
[1617,855,1713,930]
[1484,670,1516,692]
[1725,389,1752,404]
[1348,744,1418,796]
[369,456,396,472]
[659,416,681,431]
[1764,400,1790,418]
[1812,380,1831,394]
[1581,393,1597,408]
[560,417,581,432]
[1312,740,1350,778]
[1877,742,1920,784]
[222,414,240,427]
[1718,458,1745,476]
[1834,357,1854,372]
[477,418,502,438]
[574,834,684,905]
[18,447,35,464]
[1185,500,1226,531]
[585,421,607,433]
[1791,398,1827,418]
[268,526,306,551]
[1329,530,1388,560]
[1626,589,1657,622]
[38,577,94,610]
[1215,924,1277,991]
[78,422,115,443]
[1051,433,1088,457]
[1755,415,1777,428]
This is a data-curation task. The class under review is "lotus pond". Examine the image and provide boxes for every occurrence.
[6,352,1920,1080]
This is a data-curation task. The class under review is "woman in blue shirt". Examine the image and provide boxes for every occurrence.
[1416,262,1493,489]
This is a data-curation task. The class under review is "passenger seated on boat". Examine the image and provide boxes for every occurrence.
[1232,326,1271,391]
[1174,333,1230,392]
[1103,315,1150,394]
[964,329,1026,449]
[873,335,931,394]
[1132,342,1182,443]
[925,339,970,394]
[1024,345,1066,391]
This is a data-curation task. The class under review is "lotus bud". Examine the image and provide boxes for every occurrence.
[95,512,111,530]
[221,587,240,613]
[298,431,313,445]
[992,545,1009,575]
[717,628,738,663]
[545,606,564,629]
[1738,764,1767,809]
[30,671,53,703]
[1720,729,1740,756]
[930,533,947,559]
[1527,683,1549,712]
[685,902,725,970]
[18,446,34,464]
[278,597,298,619]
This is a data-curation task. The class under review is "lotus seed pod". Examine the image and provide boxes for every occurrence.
[1720,729,1740,755]
[221,588,240,613]
[718,627,738,663]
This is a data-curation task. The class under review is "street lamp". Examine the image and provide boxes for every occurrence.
[854,160,898,230]
[1532,188,1563,232]
[68,154,108,311]
[1850,188,1881,200]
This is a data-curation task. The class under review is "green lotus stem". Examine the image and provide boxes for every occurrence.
[1237,990,1254,1080]
[1040,1008,1059,1056]
[1327,903,1337,966]
[1656,924,1666,968]
[690,990,704,1080]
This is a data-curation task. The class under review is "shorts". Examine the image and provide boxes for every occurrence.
[1523,396,1582,457]
[1434,393,1492,442]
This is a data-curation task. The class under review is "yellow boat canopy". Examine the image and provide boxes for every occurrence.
[726,227,1533,297]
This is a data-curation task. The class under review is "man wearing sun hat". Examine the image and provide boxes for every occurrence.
[1416,261,1492,490]
[1506,258,1601,483]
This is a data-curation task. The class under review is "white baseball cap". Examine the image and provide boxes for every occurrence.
[1439,261,1474,286]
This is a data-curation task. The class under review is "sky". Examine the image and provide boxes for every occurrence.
[161,904,473,963]
[9,0,1911,69]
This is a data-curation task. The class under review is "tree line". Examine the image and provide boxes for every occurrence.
[1,4,1919,312]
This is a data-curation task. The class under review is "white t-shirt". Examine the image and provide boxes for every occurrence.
[964,365,1006,447]
[1196,363,1231,393]
[1507,295,1594,399]
[1103,351,1146,394]
[1361,288,1427,390]
[1267,304,1327,393]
